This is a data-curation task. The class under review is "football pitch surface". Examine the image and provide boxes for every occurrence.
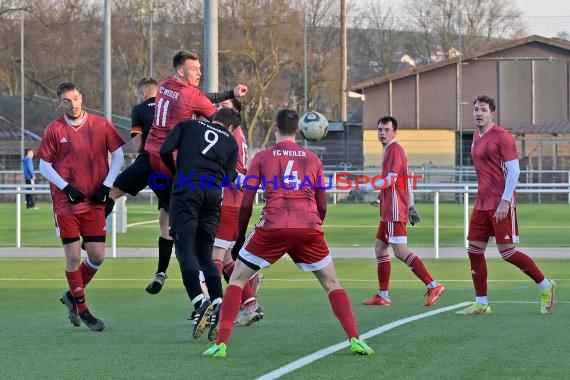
[0,201,568,378]
[0,258,568,379]
[1,202,570,247]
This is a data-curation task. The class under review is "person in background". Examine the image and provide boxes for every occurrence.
[22,148,38,209]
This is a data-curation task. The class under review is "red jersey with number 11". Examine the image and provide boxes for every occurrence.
[144,76,217,155]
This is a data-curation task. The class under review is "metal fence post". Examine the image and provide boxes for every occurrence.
[464,185,469,248]
[16,186,21,248]
[434,191,439,259]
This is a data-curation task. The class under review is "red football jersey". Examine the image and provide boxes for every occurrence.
[144,76,217,155]
[245,140,324,229]
[37,113,125,215]
[471,124,519,210]
[380,140,410,222]
[222,126,248,207]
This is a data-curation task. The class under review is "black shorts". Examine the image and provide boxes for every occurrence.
[169,187,222,238]
[113,153,171,211]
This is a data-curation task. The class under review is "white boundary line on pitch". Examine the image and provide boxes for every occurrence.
[255,302,471,380]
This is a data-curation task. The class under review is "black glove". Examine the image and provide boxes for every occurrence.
[63,184,85,204]
[92,184,111,204]
[348,189,366,201]
[231,236,246,261]
[408,206,421,226]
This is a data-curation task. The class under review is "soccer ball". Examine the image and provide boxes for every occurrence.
[299,111,329,141]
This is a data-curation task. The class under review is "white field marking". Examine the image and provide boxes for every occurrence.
[255,302,471,380]
[126,220,157,227]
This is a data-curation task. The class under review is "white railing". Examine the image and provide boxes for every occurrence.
[2,182,570,259]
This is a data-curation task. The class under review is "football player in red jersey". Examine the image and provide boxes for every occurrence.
[38,82,125,331]
[142,51,247,294]
[456,95,556,315]
[106,52,248,295]
[357,116,445,308]
[203,109,373,358]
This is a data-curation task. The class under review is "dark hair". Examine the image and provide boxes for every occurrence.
[213,107,241,128]
[474,95,496,112]
[172,51,199,69]
[377,116,398,131]
[136,77,158,90]
[276,109,299,135]
[229,98,242,115]
[56,82,80,97]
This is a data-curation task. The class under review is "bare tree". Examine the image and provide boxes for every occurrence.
[403,0,526,62]
[219,0,300,148]
[349,1,398,80]
[0,0,28,17]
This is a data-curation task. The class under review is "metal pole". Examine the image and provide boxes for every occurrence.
[19,14,24,248]
[16,186,22,248]
[149,0,154,77]
[457,13,463,184]
[303,13,308,114]
[103,0,116,257]
[204,0,219,92]
[20,14,24,159]
[464,185,469,248]
[434,191,439,259]
[103,0,112,121]
[340,0,347,122]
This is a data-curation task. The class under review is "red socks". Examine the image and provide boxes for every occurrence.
[216,285,243,345]
[328,289,359,339]
[79,261,97,287]
[376,256,391,291]
[65,270,87,313]
[499,247,545,283]
[467,244,487,297]
[404,253,434,285]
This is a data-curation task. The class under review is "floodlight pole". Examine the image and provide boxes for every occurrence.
[340,0,347,122]
[303,13,308,114]
[103,0,117,258]
[149,0,154,77]
[204,0,219,92]
[20,13,24,159]
[17,13,24,248]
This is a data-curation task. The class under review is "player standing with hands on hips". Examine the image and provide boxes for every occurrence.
[456,95,556,315]
[38,82,125,331]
